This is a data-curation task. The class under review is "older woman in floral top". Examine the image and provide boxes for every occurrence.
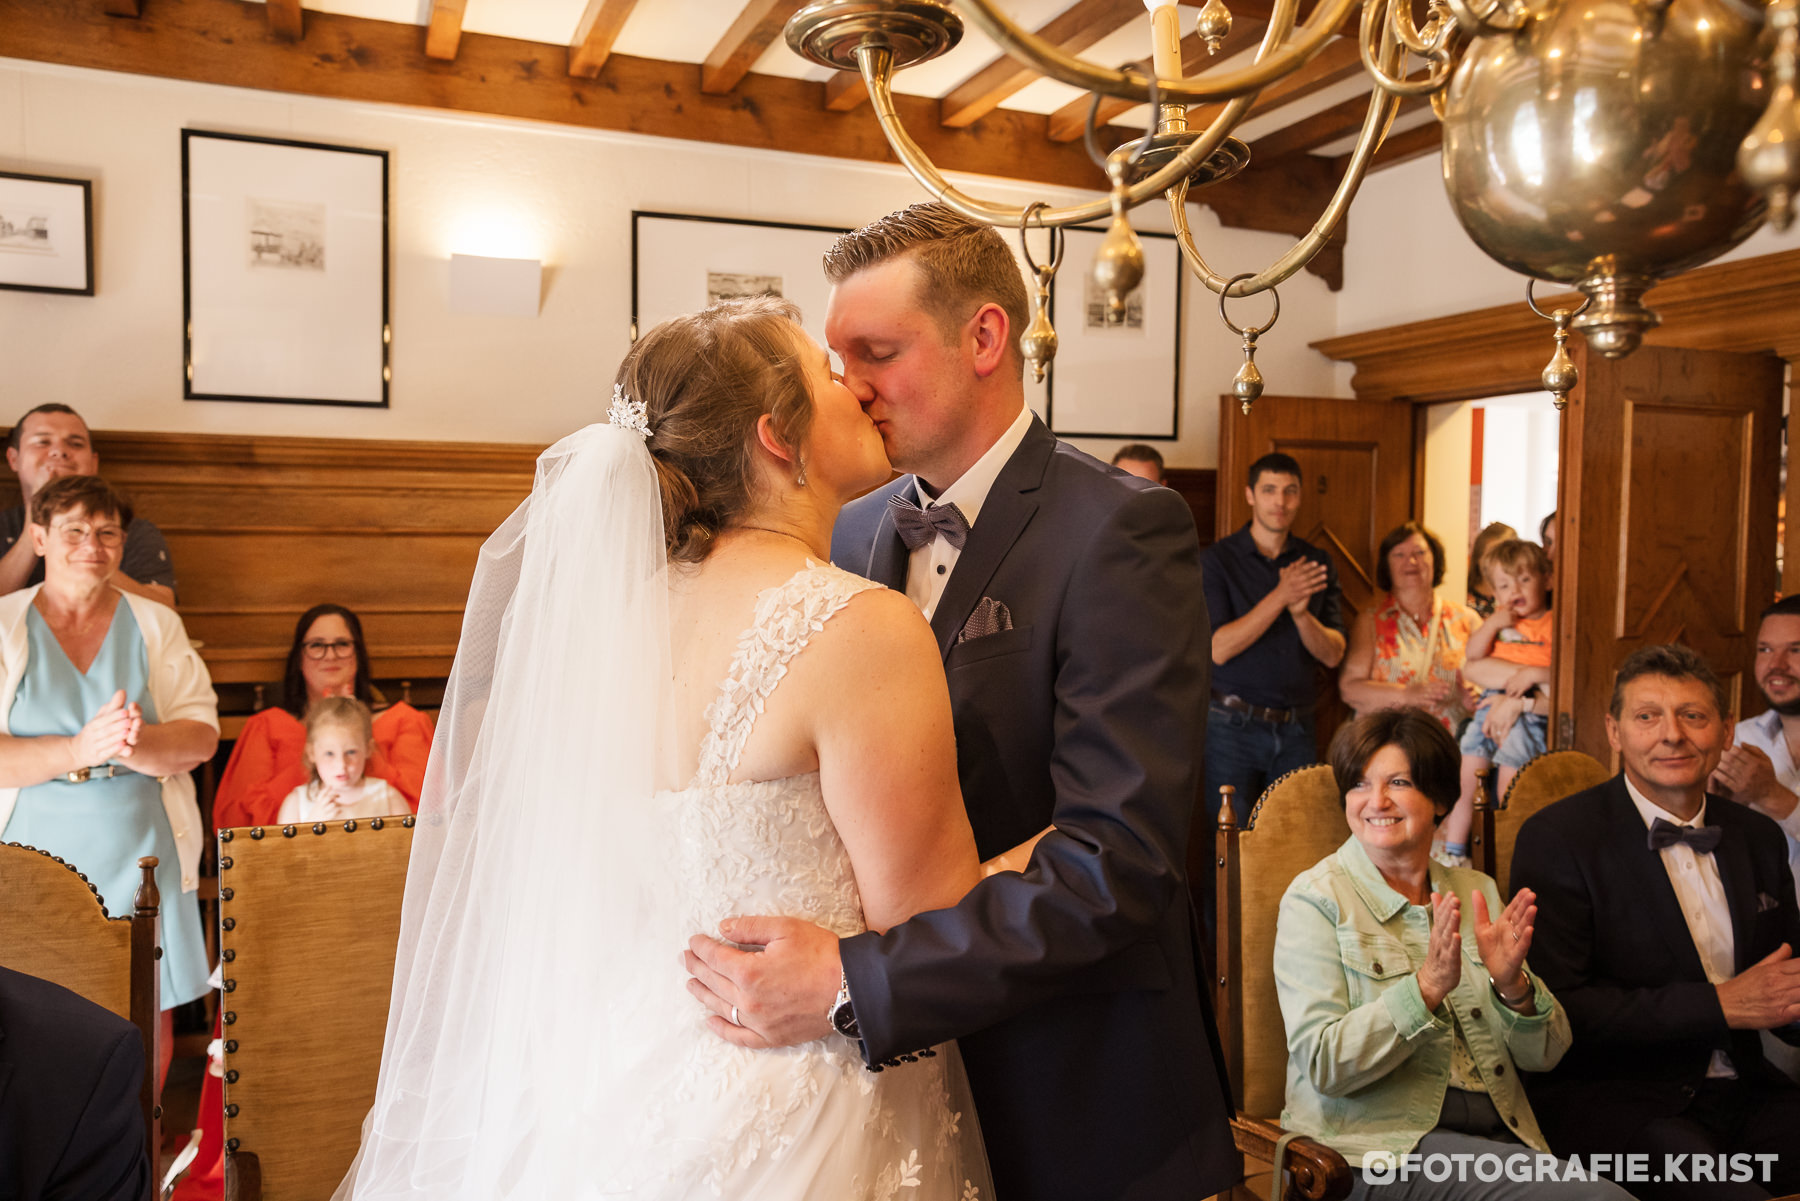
[1340,522,1482,860]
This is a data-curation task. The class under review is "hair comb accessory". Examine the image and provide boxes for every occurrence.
[607,383,651,440]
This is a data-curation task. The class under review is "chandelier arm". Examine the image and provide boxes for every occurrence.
[1362,0,1456,95]
[858,42,1256,227]
[1385,0,1436,56]
[1168,51,1407,297]
[951,0,1363,104]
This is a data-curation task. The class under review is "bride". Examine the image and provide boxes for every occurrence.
[335,296,994,1199]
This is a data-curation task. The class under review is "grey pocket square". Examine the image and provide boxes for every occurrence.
[1760,891,1781,913]
[957,597,1013,644]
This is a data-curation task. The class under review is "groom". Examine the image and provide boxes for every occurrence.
[685,202,1236,1200]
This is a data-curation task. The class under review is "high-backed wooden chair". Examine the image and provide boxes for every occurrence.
[1472,750,1611,894]
[218,815,414,1201]
[0,844,162,1159]
[1215,767,1354,1201]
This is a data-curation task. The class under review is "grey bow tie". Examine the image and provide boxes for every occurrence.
[889,494,970,551]
[1647,817,1722,854]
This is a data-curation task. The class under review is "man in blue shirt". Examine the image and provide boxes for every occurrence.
[1201,451,1346,827]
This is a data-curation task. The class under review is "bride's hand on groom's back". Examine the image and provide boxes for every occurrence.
[685,915,841,1049]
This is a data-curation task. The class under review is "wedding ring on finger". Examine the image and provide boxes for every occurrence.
[730,1005,740,1027]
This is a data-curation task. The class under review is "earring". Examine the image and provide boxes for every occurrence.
[795,461,808,488]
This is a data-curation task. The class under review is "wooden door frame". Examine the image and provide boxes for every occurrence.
[1312,247,1800,597]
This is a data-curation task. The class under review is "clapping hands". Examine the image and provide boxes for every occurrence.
[1275,559,1329,615]
[72,689,141,767]
[1416,891,1463,1011]
[1474,887,1537,1008]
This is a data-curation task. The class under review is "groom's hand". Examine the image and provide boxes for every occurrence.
[685,916,841,1049]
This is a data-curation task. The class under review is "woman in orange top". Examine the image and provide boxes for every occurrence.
[211,604,433,829]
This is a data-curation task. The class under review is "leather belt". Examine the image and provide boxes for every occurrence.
[65,764,129,784]
[1211,691,1299,725]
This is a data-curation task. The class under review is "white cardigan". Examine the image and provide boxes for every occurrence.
[0,586,220,894]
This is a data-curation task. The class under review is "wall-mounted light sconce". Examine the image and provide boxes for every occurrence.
[448,252,542,317]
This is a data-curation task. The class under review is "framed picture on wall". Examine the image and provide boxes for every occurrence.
[0,171,94,296]
[182,130,389,407]
[631,211,849,352]
[1046,225,1182,440]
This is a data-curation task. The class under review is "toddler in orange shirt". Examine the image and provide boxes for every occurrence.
[1456,539,1554,843]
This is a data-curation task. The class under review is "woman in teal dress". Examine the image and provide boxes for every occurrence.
[0,475,219,1049]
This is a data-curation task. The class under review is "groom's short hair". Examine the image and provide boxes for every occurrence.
[824,202,1030,372]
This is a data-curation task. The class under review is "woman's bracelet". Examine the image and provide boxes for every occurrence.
[1491,970,1533,1008]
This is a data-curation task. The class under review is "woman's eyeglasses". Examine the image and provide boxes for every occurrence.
[50,522,126,548]
[302,639,357,660]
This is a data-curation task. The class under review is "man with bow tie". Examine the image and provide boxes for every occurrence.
[1510,644,1800,1201]
[684,202,1236,1201]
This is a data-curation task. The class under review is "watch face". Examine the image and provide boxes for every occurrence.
[831,1000,859,1038]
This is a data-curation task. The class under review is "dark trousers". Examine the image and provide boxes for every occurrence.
[1198,705,1316,959]
[1617,1078,1800,1201]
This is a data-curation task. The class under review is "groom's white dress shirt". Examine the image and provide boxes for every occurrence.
[904,405,1033,620]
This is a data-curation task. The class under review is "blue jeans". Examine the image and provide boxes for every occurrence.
[1198,705,1317,961]
[1202,705,1317,828]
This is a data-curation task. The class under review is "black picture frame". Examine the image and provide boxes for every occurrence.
[1046,225,1183,441]
[181,129,391,408]
[0,170,95,297]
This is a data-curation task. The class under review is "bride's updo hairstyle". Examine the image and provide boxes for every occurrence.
[617,296,817,563]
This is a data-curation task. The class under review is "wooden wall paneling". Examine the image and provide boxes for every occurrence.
[1554,344,1785,761]
[1162,467,1218,549]
[1312,249,1800,402]
[85,431,541,686]
[1786,360,1799,599]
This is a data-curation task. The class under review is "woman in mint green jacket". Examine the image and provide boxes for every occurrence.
[1274,709,1630,1200]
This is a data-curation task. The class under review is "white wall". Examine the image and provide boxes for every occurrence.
[1421,400,1475,594]
[1338,153,1800,337]
[0,56,1347,465]
[1478,392,1561,541]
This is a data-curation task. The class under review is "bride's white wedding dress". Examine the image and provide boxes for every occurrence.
[337,425,988,1200]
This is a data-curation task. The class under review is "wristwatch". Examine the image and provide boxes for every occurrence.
[828,970,860,1041]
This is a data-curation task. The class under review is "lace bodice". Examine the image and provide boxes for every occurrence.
[674,561,884,946]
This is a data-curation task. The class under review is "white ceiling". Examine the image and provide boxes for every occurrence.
[251,1,1400,154]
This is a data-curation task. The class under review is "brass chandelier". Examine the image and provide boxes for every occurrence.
[785,0,1800,411]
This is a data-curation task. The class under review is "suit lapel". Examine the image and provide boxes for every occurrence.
[1604,780,1710,980]
[1707,801,1759,973]
[929,418,1054,658]
[867,481,912,593]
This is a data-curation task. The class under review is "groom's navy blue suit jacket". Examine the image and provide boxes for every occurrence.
[832,416,1236,1201]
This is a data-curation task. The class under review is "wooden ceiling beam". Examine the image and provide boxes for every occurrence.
[569,0,640,80]
[823,69,868,112]
[702,0,805,95]
[1247,88,1426,162]
[102,0,142,16]
[939,0,1142,129]
[1184,35,1365,132]
[1045,22,1265,143]
[265,0,302,42]
[1346,115,1444,173]
[424,0,467,61]
[0,0,1332,243]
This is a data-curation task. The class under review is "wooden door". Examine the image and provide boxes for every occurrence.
[1216,394,1418,750]
[1555,345,1785,762]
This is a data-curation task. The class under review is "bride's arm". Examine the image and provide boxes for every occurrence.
[809,589,981,934]
[983,827,1051,877]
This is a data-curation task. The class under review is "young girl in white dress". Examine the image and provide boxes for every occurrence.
[276,696,408,823]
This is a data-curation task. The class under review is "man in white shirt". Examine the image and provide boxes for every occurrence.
[1713,595,1800,899]
[1511,644,1800,1201]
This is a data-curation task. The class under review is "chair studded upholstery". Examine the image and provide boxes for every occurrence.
[1215,766,1353,1200]
[218,816,414,1201]
[1484,751,1610,895]
[0,842,162,1161]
